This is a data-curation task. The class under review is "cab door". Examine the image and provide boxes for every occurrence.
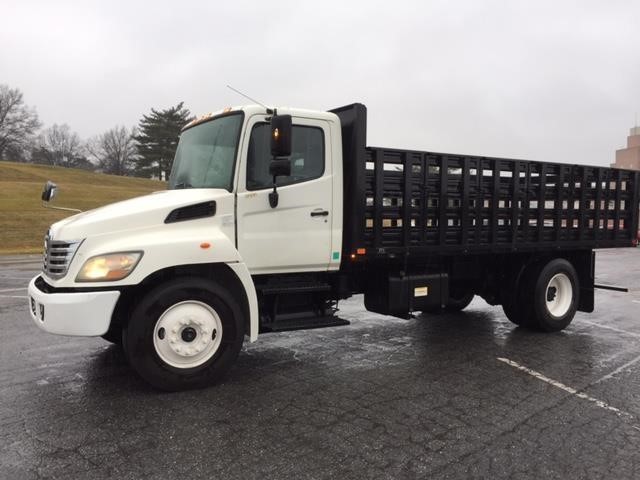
[236,116,333,274]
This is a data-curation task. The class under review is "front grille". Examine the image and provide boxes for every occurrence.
[43,231,82,279]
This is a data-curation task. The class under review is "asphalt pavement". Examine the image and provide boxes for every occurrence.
[1,250,640,479]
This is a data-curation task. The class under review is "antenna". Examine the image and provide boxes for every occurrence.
[226,85,270,110]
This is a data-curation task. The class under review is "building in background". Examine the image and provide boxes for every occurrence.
[613,126,640,170]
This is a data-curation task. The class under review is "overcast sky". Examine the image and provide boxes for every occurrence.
[2,0,639,166]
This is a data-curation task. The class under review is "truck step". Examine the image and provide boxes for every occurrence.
[260,282,331,295]
[261,315,350,333]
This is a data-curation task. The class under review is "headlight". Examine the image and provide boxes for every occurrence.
[76,252,143,282]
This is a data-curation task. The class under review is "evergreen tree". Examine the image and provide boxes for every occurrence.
[133,102,192,179]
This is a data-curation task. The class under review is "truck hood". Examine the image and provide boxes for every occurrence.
[50,189,232,240]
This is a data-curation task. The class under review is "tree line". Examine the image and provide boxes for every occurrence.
[0,84,193,179]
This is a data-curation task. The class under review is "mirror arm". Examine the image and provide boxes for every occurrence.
[41,201,82,213]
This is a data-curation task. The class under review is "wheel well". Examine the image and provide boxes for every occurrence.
[492,251,593,312]
[111,263,251,337]
[468,250,593,311]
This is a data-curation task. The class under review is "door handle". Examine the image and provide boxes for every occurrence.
[310,210,329,217]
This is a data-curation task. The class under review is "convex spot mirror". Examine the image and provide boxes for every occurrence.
[270,114,292,158]
[269,159,291,178]
[41,181,58,202]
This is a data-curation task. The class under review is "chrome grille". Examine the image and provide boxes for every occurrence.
[43,231,82,279]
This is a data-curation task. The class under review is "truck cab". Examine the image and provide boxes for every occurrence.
[28,105,347,390]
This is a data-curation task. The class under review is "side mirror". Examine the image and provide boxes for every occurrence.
[41,181,58,202]
[269,158,291,178]
[270,114,292,157]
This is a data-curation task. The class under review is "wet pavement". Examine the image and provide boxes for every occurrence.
[1,250,640,479]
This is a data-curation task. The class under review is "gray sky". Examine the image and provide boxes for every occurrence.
[2,0,639,166]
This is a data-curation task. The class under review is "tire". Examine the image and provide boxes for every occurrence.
[123,277,245,391]
[501,270,529,327]
[422,291,474,314]
[101,325,122,345]
[502,300,527,326]
[445,292,475,312]
[520,258,579,332]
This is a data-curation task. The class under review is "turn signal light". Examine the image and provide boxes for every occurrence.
[356,248,366,255]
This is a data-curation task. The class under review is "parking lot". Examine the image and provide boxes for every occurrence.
[1,249,639,479]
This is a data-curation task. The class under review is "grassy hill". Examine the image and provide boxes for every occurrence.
[0,161,165,254]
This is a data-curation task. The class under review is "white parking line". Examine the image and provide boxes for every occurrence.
[497,357,631,417]
[594,354,640,384]
[579,319,640,339]
[0,295,27,299]
[0,287,26,293]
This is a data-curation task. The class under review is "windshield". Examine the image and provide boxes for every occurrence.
[169,113,244,191]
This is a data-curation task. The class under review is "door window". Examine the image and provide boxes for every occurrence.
[246,123,324,190]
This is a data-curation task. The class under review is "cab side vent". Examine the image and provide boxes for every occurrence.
[165,201,217,224]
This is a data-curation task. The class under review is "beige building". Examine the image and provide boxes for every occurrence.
[613,126,640,170]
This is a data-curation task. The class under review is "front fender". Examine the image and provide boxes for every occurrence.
[68,225,260,342]
[226,262,259,342]
[63,223,240,287]
[45,221,260,342]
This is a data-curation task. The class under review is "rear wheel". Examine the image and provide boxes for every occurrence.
[508,258,579,332]
[501,269,529,326]
[502,300,526,326]
[445,292,475,312]
[422,290,474,314]
[123,278,245,391]
[529,259,579,331]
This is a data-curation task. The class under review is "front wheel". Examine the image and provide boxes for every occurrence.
[123,278,245,391]
[101,326,122,345]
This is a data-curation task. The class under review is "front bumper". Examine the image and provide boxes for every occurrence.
[27,276,120,336]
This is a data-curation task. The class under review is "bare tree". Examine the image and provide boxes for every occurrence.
[33,124,86,167]
[0,85,41,160]
[87,126,137,175]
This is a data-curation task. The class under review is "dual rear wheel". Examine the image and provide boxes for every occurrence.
[502,258,579,332]
[421,289,475,314]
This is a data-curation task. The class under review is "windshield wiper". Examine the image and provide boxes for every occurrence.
[174,182,193,189]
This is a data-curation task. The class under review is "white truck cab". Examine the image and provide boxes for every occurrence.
[29,105,345,390]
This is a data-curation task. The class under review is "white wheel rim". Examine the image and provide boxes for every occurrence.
[153,301,223,369]
[545,273,573,318]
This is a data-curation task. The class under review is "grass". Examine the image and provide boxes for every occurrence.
[0,161,165,254]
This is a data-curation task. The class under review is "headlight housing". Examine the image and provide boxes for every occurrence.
[76,252,143,282]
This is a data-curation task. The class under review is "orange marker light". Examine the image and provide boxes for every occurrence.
[200,242,211,249]
[356,248,366,255]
